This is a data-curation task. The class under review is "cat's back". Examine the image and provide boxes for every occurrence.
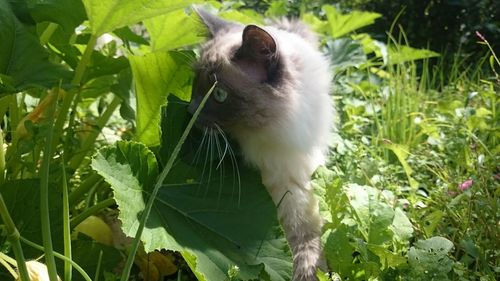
[269,18,319,46]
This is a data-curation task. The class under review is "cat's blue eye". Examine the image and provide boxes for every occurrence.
[213,87,228,103]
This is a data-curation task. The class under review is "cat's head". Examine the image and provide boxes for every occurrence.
[188,8,289,131]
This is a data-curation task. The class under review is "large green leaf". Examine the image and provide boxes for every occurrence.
[407,237,454,280]
[322,5,381,38]
[0,180,63,258]
[388,45,440,64]
[26,0,87,31]
[82,0,201,35]
[91,137,292,281]
[346,184,394,245]
[71,239,122,281]
[129,51,194,147]
[323,38,367,73]
[144,8,204,51]
[0,0,70,94]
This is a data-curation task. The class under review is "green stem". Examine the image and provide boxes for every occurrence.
[39,88,59,281]
[119,82,218,281]
[68,173,102,206]
[0,194,30,281]
[61,160,72,281]
[0,252,18,279]
[20,237,92,281]
[0,128,5,185]
[69,95,122,170]
[5,96,21,177]
[94,251,103,281]
[51,34,98,154]
[70,198,115,228]
[40,23,58,45]
[72,35,98,86]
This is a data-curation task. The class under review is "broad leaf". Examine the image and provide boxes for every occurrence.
[383,142,419,189]
[27,0,86,31]
[408,237,454,280]
[82,0,201,35]
[346,184,394,245]
[322,5,381,38]
[71,239,122,281]
[92,137,292,281]
[324,38,367,73]
[388,45,440,64]
[0,180,63,258]
[390,208,413,243]
[129,51,194,147]
[91,141,158,235]
[323,225,357,278]
[144,8,204,51]
[0,0,70,94]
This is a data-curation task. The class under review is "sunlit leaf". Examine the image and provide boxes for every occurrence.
[408,237,454,280]
[322,5,381,38]
[144,9,203,51]
[383,142,419,189]
[92,138,292,281]
[388,45,440,64]
[301,13,329,35]
[323,38,367,72]
[390,208,413,243]
[129,51,194,147]
[82,0,201,35]
[323,225,357,278]
[367,244,407,269]
[346,184,394,245]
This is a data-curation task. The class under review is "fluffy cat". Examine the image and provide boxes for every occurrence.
[188,7,334,281]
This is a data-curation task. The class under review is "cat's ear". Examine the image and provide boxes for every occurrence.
[234,25,279,83]
[241,25,277,60]
[193,6,236,36]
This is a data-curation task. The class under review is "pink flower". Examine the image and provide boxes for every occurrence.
[458,179,473,191]
[475,31,486,42]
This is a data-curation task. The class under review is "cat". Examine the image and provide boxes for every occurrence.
[188,7,334,281]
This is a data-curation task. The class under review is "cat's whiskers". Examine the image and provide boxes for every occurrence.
[214,128,229,170]
[198,128,211,193]
[212,128,225,206]
[192,127,208,166]
[214,124,241,207]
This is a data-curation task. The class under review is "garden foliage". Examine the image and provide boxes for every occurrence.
[0,0,498,281]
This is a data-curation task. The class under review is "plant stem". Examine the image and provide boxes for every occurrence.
[61,160,72,281]
[69,173,102,206]
[69,95,122,170]
[70,198,115,228]
[51,34,98,154]
[20,237,92,281]
[0,128,5,185]
[0,252,18,279]
[0,194,30,281]
[39,88,59,281]
[40,23,58,45]
[119,82,218,281]
[94,251,103,281]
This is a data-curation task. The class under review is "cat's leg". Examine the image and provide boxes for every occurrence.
[265,180,325,281]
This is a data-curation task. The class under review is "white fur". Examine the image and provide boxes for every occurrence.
[200,18,334,281]
[233,27,333,281]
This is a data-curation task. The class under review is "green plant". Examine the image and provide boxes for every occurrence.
[0,1,497,281]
